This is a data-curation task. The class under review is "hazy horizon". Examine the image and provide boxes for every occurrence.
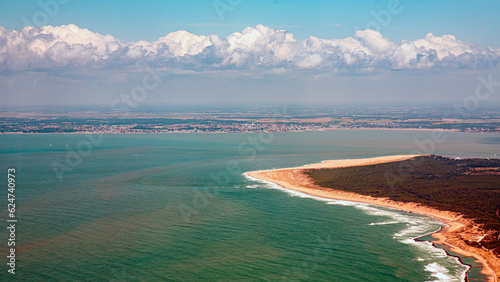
[1,1,499,107]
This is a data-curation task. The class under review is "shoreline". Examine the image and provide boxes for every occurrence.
[2,127,498,135]
[414,228,475,282]
[247,155,499,282]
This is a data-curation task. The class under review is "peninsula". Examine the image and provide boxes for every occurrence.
[248,155,500,281]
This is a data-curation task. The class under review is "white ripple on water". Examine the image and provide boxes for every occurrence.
[368,221,400,225]
[243,172,469,282]
[425,263,457,282]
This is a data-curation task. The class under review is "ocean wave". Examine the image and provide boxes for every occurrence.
[425,263,455,281]
[244,171,469,281]
[368,221,400,225]
[334,202,467,282]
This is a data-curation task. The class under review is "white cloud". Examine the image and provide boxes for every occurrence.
[0,24,498,73]
[389,40,436,69]
[354,29,396,56]
[414,33,473,60]
[155,30,212,56]
[295,53,323,69]
[0,24,123,69]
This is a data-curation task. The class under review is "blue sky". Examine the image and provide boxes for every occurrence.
[0,0,499,106]
[1,0,499,46]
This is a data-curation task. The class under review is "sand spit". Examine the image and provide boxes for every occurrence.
[248,155,499,282]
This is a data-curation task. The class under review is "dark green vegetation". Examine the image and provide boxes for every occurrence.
[304,155,500,255]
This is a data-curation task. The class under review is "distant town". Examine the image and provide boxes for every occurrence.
[1,105,500,133]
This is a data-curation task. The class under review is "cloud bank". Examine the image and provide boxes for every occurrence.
[0,24,498,73]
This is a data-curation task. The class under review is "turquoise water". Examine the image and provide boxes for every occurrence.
[0,130,498,281]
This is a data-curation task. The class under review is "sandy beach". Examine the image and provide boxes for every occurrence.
[247,155,499,282]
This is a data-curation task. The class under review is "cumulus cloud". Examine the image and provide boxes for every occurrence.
[0,24,498,73]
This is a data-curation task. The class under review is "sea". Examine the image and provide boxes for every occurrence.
[0,130,498,281]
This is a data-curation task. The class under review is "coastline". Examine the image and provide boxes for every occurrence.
[1,127,495,134]
[247,155,499,282]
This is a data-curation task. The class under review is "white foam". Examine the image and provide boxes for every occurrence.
[244,171,470,281]
[343,200,468,281]
[369,221,400,225]
[424,263,455,281]
[243,172,336,202]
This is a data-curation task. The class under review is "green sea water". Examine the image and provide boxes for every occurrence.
[0,130,498,281]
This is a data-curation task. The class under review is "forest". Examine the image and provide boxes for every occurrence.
[304,155,500,255]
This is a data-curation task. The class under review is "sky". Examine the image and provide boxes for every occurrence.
[0,0,499,107]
